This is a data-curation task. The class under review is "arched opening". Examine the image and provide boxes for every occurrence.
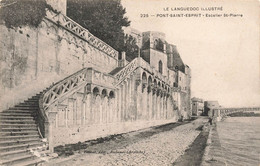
[109,91,115,98]
[101,89,107,98]
[153,79,157,88]
[142,72,147,92]
[142,72,147,84]
[93,87,100,96]
[147,76,153,93]
[153,39,158,49]
[159,60,163,74]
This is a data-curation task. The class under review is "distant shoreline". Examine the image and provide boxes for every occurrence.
[227,112,260,117]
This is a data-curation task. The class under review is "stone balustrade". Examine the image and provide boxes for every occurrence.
[114,57,171,88]
[139,58,170,84]
[87,68,115,89]
[114,58,138,85]
[42,68,89,111]
[45,10,118,59]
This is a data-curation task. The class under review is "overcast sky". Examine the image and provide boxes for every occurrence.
[122,0,260,107]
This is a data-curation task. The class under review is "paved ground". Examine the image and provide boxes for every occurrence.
[43,117,208,166]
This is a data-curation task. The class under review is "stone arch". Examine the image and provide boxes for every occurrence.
[109,91,115,98]
[157,89,160,96]
[158,81,161,88]
[153,79,157,95]
[101,89,108,98]
[142,72,148,92]
[147,76,153,93]
[93,87,100,96]
[153,39,159,48]
[159,60,163,74]
[153,79,157,88]
[142,72,147,83]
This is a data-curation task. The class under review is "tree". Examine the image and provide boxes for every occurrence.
[67,0,130,52]
[0,0,53,28]
[124,34,139,61]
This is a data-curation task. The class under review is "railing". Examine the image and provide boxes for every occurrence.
[114,58,138,85]
[139,58,170,84]
[213,107,260,117]
[45,10,118,59]
[114,57,172,88]
[91,68,115,88]
[42,68,88,111]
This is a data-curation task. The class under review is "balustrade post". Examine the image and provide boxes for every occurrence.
[48,111,58,153]
[121,83,125,121]
[125,80,128,121]
[136,79,142,120]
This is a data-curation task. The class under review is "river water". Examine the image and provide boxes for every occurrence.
[217,117,260,166]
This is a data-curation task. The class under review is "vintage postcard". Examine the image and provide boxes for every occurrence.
[0,0,259,165]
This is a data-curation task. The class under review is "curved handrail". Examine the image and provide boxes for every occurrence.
[114,57,172,87]
[114,58,138,85]
[37,68,89,137]
[41,68,88,111]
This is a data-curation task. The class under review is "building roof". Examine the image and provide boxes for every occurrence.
[191,97,203,103]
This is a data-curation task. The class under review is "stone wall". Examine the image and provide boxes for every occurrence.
[46,65,177,147]
[0,12,118,110]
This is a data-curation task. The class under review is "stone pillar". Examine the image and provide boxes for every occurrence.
[82,101,86,125]
[85,93,91,125]
[157,94,160,120]
[136,79,142,120]
[125,80,128,121]
[117,89,120,122]
[48,111,58,153]
[127,78,131,121]
[129,75,134,121]
[152,90,156,120]
[121,83,125,121]
[147,87,152,120]
[142,83,147,120]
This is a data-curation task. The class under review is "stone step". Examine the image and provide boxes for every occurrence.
[0,149,29,157]
[0,134,39,140]
[0,127,37,131]
[10,106,39,110]
[0,123,37,127]
[0,112,33,116]
[15,104,39,108]
[0,138,41,146]
[23,100,39,104]
[24,100,39,104]
[0,153,36,165]
[0,130,38,136]
[0,142,43,152]
[3,110,35,114]
[0,116,34,120]
[12,157,44,166]
[0,119,36,124]
[29,95,40,99]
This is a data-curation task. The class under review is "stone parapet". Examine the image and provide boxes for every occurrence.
[45,10,118,59]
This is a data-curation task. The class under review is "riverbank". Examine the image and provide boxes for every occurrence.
[172,122,210,166]
[42,117,208,166]
[201,123,226,166]
[201,116,260,166]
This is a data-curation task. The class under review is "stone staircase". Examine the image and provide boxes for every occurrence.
[0,93,50,166]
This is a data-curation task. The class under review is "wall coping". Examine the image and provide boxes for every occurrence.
[44,10,119,60]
